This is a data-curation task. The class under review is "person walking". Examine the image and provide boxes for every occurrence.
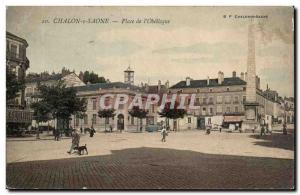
[54,129,60,141]
[67,129,80,154]
[90,126,96,137]
[283,123,287,135]
[260,125,266,136]
[161,126,168,142]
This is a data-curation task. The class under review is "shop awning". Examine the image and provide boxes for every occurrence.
[223,115,243,123]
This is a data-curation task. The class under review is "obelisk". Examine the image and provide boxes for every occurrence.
[242,21,259,132]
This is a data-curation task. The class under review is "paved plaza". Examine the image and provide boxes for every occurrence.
[6,128,294,189]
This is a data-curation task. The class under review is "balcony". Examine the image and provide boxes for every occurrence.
[6,108,33,124]
[6,51,27,64]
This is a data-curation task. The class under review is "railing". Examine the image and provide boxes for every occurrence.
[6,52,27,63]
[6,108,33,124]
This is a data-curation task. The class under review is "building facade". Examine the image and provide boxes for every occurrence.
[168,71,287,131]
[6,32,33,130]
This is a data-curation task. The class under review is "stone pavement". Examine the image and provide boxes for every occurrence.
[6,129,295,189]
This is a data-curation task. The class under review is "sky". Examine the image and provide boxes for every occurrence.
[6,6,294,97]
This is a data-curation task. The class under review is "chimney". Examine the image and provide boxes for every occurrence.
[218,71,224,84]
[207,76,210,85]
[158,80,161,92]
[232,71,236,78]
[186,77,191,86]
[145,83,149,92]
[218,71,222,84]
[165,80,169,89]
[240,72,245,81]
[256,76,260,89]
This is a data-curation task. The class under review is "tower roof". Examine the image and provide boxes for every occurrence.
[124,65,134,72]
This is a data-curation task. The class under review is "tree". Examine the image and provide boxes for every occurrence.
[6,68,24,101]
[31,101,51,139]
[73,98,87,129]
[158,101,186,131]
[35,81,86,135]
[98,109,116,131]
[128,106,148,132]
[82,71,106,84]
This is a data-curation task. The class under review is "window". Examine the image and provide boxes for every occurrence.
[243,87,246,91]
[202,107,206,111]
[84,115,88,124]
[209,107,213,115]
[196,89,200,93]
[92,98,97,110]
[235,106,238,112]
[243,96,246,103]
[208,118,211,124]
[227,87,230,91]
[11,44,17,57]
[217,96,222,104]
[209,97,213,104]
[226,107,230,113]
[203,98,207,104]
[234,96,239,103]
[217,105,222,113]
[188,117,191,123]
[225,96,231,104]
[92,114,97,124]
[209,88,213,92]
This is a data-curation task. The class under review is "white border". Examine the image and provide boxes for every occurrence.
[1,0,298,195]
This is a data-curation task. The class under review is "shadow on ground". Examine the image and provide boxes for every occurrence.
[249,132,294,151]
[7,147,294,190]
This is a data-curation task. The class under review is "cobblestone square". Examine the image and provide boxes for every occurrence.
[6,128,294,190]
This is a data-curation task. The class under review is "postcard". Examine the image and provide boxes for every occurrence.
[6,6,295,190]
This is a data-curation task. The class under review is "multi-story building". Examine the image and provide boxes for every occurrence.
[71,82,148,131]
[24,72,86,128]
[168,70,286,130]
[6,32,32,130]
[6,31,30,107]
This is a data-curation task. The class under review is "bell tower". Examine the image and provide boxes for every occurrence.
[124,65,134,85]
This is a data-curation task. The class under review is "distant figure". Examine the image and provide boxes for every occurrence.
[235,123,239,131]
[283,123,287,135]
[67,129,80,154]
[265,123,270,134]
[54,129,60,141]
[90,126,96,137]
[109,125,113,133]
[161,126,168,142]
[260,125,266,136]
[80,127,83,134]
[206,124,211,135]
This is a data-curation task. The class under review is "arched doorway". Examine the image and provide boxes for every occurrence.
[117,114,124,130]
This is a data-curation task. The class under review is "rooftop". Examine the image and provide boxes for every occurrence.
[170,77,246,89]
[6,31,28,47]
[74,82,142,92]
